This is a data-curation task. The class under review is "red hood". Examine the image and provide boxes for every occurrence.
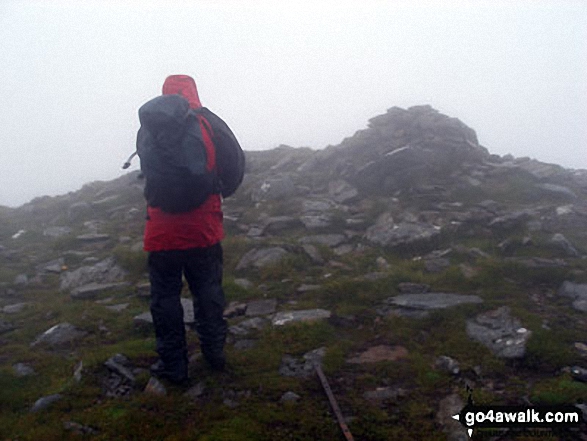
[162,75,202,109]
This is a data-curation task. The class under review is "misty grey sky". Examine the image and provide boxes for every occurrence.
[1,0,585,207]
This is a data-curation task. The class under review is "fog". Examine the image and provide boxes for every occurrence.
[0,0,585,207]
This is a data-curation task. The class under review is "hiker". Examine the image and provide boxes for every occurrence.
[136,74,244,384]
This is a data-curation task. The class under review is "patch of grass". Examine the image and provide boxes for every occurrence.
[112,245,147,280]
[530,375,587,405]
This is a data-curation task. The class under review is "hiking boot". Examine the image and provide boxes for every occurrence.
[150,359,188,384]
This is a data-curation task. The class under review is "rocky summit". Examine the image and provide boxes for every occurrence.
[1,105,587,440]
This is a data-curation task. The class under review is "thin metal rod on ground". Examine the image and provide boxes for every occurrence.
[315,363,355,441]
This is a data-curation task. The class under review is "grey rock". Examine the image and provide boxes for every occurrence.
[388,293,483,310]
[252,176,296,202]
[13,363,36,377]
[466,307,531,358]
[76,233,110,242]
[536,183,577,199]
[302,244,324,264]
[70,282,129,300]
[570,366,587,382]
[558,281,587,300]
[43,226,72,238]
[299,214,332,229]
[144,377,167,396]
[297,284,321,293]
[436,394,469,441]
[280,391,301,403]
[229,317,269,336]
[236,247,289,271]
[136,282,151,297]
[302,199,334,213]
[234,339,258,350]
[30,394,63,413]
[573,299,587,312]
[105,354,136,384]
[2,302,29,314]
[299,234,346,247]
[105,303,129,312]
[184,382,206,400]
[488,210,535,230]
[245,299,278,316]
[63,421,99,436]
[31,322,88,348]
[60,257,128,291]
[424,258,451,273]
[505,257,568,268]
[333,244,354,256]
[550,233,580,257]
[224,301,247,318]
[435,356,460,375]
[365,216,441,248]
[133,311,153,324]
[328,180,359,203]
[272,309,331,326]
[279,348,326,378]
[234,278,253,290]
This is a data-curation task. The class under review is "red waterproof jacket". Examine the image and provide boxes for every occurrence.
[143,75,224,252]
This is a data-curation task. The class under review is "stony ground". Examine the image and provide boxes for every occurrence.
[1,105,587,440]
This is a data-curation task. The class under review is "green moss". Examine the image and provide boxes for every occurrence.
[531,375,587,405]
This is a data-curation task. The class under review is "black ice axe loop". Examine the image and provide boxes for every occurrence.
[314,363,355,441]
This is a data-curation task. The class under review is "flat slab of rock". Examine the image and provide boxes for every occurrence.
[2,302,29,314]
[365,216,441,247]
[60,257,127,291]
[71,282,129,300]
[31,323,87,348]
[30,394,63,413]
[466,306,531,358]
[236,247,289,271]
[347,345,408,364]
[245,299,277,316]
[389,293,483,310]
[272,309,331,326]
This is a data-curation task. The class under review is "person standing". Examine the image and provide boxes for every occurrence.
[137,75,244,384]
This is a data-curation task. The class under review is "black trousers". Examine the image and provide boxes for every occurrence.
[148,243,227,369]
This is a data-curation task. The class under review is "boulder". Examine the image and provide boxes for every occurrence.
[365,216,440,248]
[31,323,88,348]
[388,293,483,311]
[251,176,297,202]
[236,247,289,271]
[59,257,127,292]
[245,299,277,316]
[272,309,331,326]
[466,307,531,358]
